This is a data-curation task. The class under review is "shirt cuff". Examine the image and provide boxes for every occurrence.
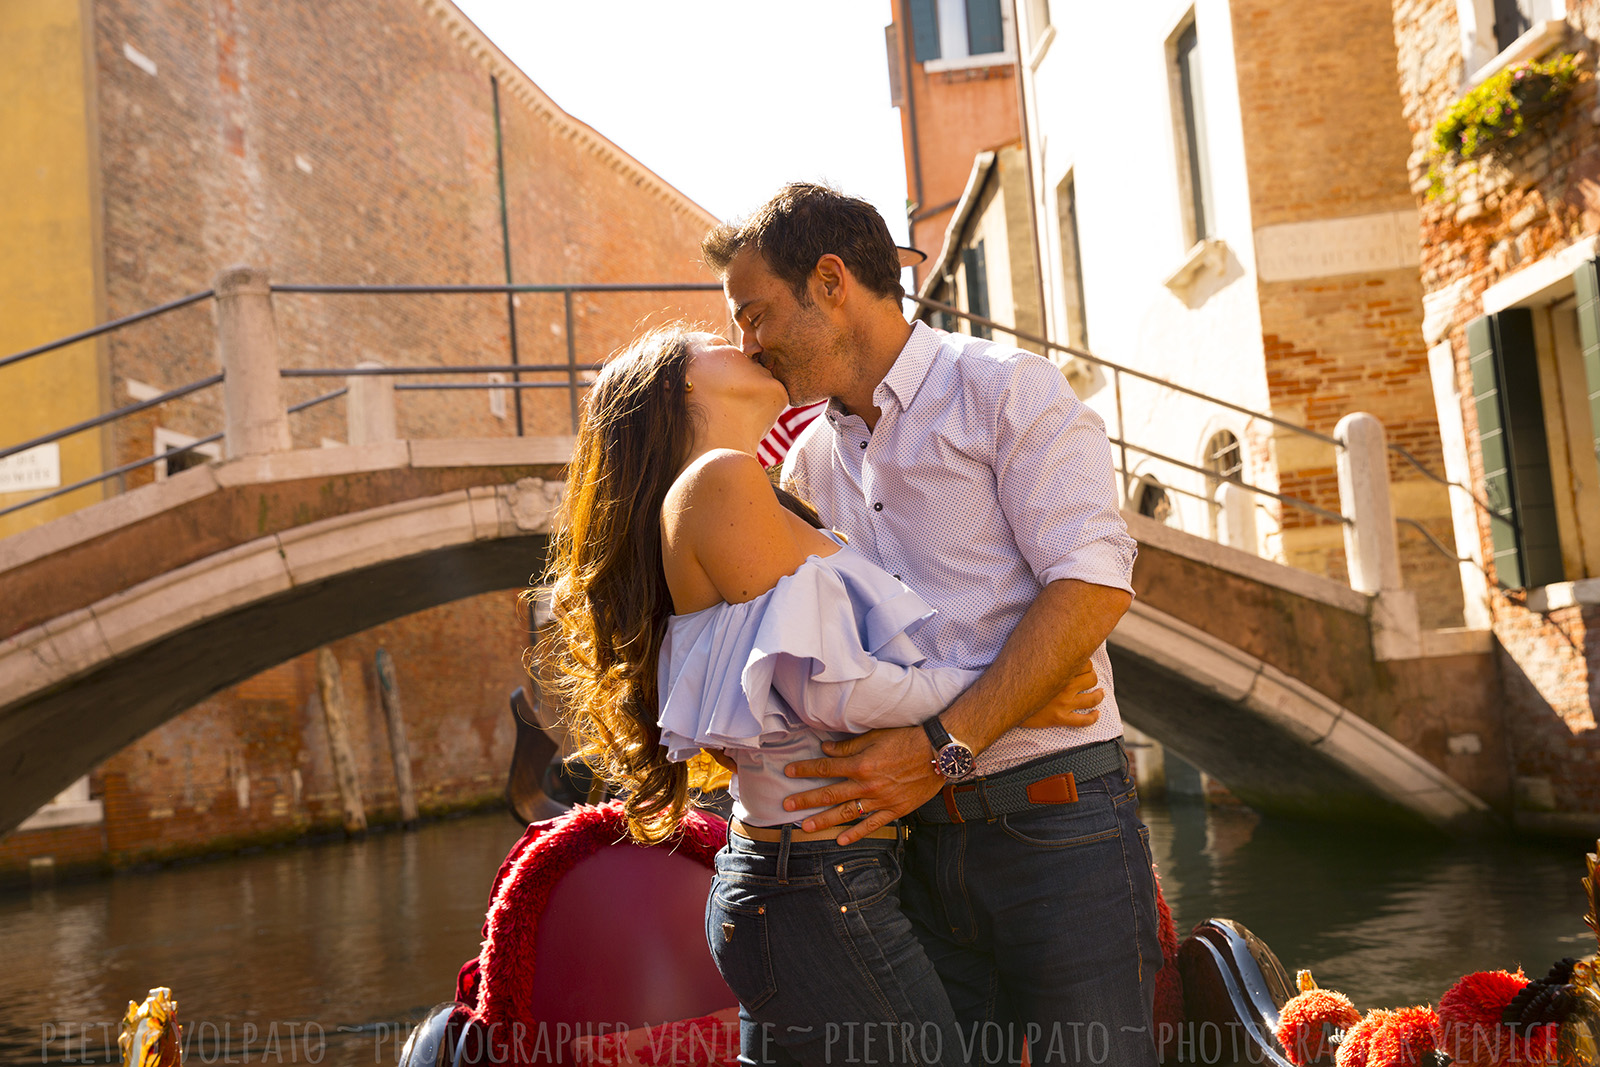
[1037,539,1138,595]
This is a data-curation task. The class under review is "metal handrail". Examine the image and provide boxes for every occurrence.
[0,375,223,463]
[910,295,1344,449]
[1112,436,1350,526]
[1387,441,1516,531]
[269,282,722,295]
[282,363,603,377]
[0,289,215,372]
[0,387,347,521]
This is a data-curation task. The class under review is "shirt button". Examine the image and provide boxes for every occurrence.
[873,502,883,512]
[859,441,867,449]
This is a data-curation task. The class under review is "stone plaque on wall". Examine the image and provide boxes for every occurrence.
[1254,211,1422,282]
[0,443,61,493]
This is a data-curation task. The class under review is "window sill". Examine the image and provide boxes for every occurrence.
[1026,24,1056,70]
[1525,576,1600,612]
[1466,19,1568,86]
[923,51,1017,74]
[1163,238,1228,300]
[17,798,104,831]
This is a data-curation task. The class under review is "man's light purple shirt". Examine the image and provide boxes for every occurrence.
[781,321,1137,774]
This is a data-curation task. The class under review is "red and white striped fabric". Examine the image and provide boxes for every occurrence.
[756,401,827,468]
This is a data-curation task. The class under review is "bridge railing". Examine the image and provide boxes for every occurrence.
[2,265,1494,621]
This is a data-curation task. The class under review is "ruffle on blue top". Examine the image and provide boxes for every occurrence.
[657,539,941,762]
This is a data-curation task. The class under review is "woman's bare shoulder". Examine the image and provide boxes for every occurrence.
[665,450,811,605]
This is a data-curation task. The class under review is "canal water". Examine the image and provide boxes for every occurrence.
[0,802,1591,1065]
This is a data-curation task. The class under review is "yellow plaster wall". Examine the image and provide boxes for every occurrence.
[0,0,106,539]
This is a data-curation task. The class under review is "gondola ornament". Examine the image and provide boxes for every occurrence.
[118,988,181,1067]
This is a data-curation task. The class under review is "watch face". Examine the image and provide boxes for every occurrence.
[936,744,976,780]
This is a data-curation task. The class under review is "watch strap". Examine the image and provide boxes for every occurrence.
[923,716,953,752]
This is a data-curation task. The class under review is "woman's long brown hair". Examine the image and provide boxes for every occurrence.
[532,325,715,843]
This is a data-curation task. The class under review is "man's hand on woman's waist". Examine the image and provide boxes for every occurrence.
[781,578,1130,845]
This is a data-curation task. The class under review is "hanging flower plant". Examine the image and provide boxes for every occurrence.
[1427,51,1586,198]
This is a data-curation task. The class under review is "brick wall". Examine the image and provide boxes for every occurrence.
[887,0,1022,287]
[1391,0,1600,826]
[1,0,726,876]
[1231,0,1464,627]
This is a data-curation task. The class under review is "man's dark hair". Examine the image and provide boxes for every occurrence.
[702,183,905,305]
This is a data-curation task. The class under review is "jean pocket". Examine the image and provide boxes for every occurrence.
[998,799,1120,849]
[707,877,777,1010]
[824,852,897,910]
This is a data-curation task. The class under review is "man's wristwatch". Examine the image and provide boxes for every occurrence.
[923,717,977,781]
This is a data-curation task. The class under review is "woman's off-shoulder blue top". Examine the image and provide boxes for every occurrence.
[657,533,980,826]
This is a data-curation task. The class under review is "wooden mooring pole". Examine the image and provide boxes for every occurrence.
[374,648,420,827]
[315,647,367,835]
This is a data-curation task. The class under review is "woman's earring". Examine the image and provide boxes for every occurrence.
[685,380,694,392]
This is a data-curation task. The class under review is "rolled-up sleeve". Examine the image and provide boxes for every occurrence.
[992,357,1137,594]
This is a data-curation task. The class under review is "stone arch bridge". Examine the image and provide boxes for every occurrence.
[0,437,1503,836]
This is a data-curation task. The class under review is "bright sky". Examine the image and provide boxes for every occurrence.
[451,0,912,244]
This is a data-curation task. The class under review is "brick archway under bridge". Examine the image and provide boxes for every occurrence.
[0,444,1500,835]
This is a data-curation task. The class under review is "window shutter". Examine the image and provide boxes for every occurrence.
[909,0,941,62]
[1467,311,1562,588]
[1573,259,1600,470]
[966,0,1005,56]
[962,241,991,339]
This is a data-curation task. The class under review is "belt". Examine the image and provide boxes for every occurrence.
[729,815,907,843]
[916,739,1126,824]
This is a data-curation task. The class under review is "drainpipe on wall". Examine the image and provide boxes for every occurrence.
[1011,7,1049,341]
[491,75,524,437]
[899,1,925,285]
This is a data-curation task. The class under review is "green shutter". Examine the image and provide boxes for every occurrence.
[963,241,991,340]
[1574,259,1600,470]
[1467,311,1563,588]
[966,0,1005,55]
[909,0,941,62]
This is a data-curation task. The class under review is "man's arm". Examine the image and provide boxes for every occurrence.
[783,577,1129,843]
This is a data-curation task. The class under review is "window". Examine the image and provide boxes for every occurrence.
[1136,480,1173,524]
[1468,309,1565,588]
[1203,430,1244,540]
[962,240,993,340]
[1493,0,1533,50]
[1056,173,1089,349]
[908,0,1013,70]
[153,427,221,479]
[1172,19,1216,244]
[1458,0,1567,82]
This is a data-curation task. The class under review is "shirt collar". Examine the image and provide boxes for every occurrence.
[875,321,940,413]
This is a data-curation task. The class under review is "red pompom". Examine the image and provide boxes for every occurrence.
[1437,970,1558,1065]
[1337,1009,1395,1067]
[1366,1005,1442,1067]
[1277,985,1361,1065]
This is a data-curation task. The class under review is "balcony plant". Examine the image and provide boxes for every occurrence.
[1427,52,1585,198]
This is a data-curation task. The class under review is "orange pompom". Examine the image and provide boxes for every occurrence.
[1366,1005,1442,1067]
[1277,971,1361,1065]
[1336,1010,1395,1067]
[1436,969,1556,1066]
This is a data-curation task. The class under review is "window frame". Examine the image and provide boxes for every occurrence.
[1168,15,1216,248]
[153,426,222,480]
[1455,0,1567,85]
[916,0,1019,74]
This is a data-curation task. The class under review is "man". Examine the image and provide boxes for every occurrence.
[702,184,1163,1065]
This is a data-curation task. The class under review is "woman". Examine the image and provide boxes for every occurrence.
[539,326,1104,1067]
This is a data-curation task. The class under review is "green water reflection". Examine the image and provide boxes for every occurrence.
[0,802,1591,1065]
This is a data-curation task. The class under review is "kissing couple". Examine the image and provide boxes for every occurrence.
[540,184,1163,1066]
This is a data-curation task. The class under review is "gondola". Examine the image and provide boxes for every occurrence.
[117,689,1600,1067]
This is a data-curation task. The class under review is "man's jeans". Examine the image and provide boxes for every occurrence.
[902,758,1164,1067]
[707,830,968,1067]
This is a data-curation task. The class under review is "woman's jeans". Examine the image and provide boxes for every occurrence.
[707,827,967,1067]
